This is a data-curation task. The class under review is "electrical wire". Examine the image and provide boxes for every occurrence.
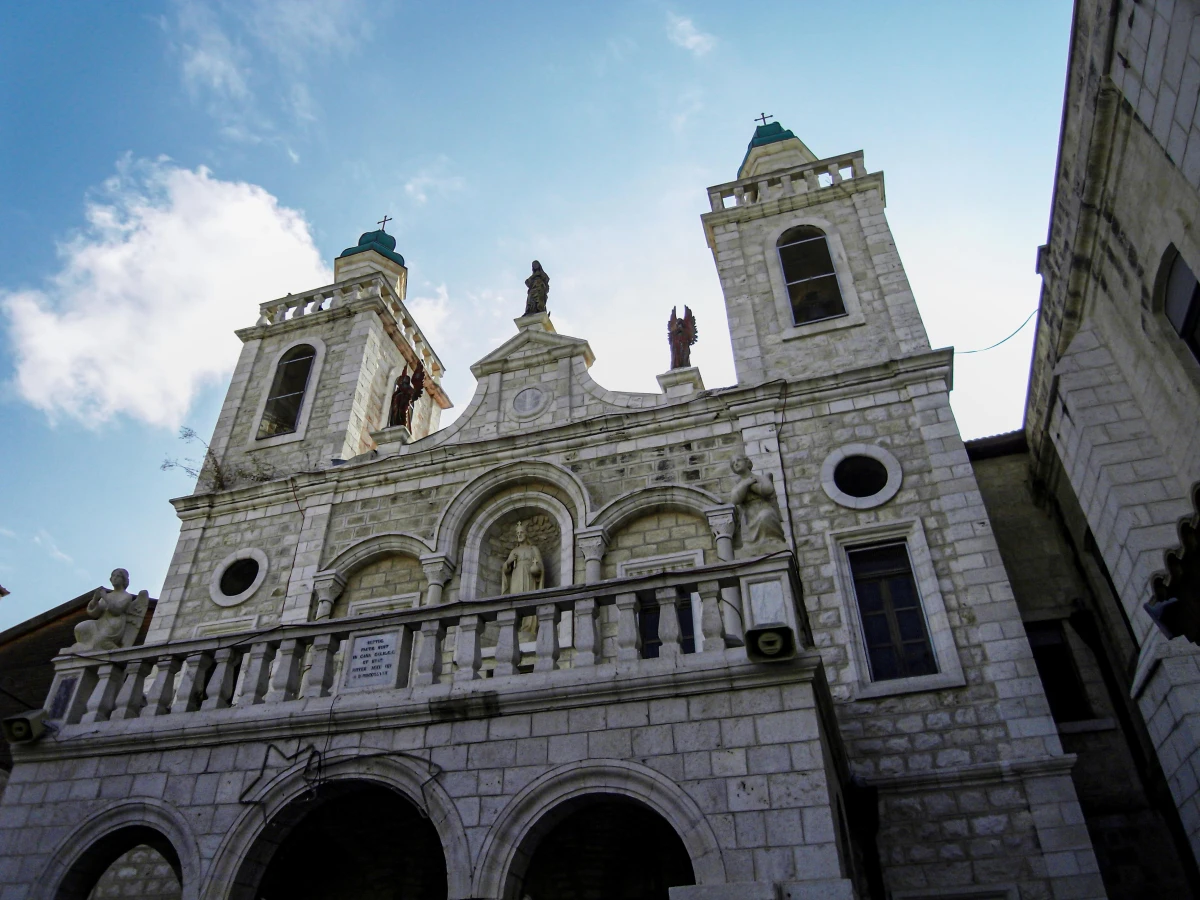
[957,309,1038,354]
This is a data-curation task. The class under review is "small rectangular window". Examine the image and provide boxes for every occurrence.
[848,543,937,681]
[1025,620,1092,722]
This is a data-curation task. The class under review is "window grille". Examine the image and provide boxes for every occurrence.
[777,225,847,325]
[847,543,937,681]
[257,344,316,439]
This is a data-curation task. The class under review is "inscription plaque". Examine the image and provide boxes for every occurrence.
[346,631,400,688]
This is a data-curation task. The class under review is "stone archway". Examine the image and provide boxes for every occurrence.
[516,795,695,900]
[33,799,200,900]
[242,781,446,900]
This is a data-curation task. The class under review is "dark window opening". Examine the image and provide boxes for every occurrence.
[848,543,937,681]
[257,344,316,439]
[1165,252,1200,364]
[778,225,847,325]
[834,456,889,498]
[1025,620,1092,722]
[220,558,260,597]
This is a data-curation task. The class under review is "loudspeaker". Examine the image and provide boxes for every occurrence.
[2,710,46,744]
[745,625,797,662]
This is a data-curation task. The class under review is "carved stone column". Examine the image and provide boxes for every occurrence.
[312,571,346,621]
[575,528,609,584]
[421,554,456,606]
[705,506,738,562]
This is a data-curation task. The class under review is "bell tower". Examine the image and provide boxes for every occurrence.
[701,121,932,385]
[199,228,452,491]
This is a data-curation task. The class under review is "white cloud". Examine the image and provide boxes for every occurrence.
[33,530,73,565]
[667,14,716,56]
[176,0,250,103]
[404,161,466,205]
[2,157,332,429]
[406,284,452,346]
[0,529,15,540]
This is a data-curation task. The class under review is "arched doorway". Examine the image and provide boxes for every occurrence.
[236,781,446,900]
[52,826,181,900]
[515,796,695,900]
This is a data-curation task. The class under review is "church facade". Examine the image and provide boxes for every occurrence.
[0,121,1111,899]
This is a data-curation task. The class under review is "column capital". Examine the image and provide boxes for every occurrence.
[575,527,610,561]
[420,553,456,586]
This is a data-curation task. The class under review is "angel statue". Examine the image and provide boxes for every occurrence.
[70,568,149,652]
[388,363,427,430]
[730,455,786,550]
[668,305,699,369]
[524,261,550,316]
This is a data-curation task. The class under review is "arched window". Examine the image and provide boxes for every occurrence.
[1165,251,1200,363]
[257,344,316,439]
[777,225,847,325]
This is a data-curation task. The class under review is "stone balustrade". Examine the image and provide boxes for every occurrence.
[43,556,806,730]
[706,151,868,212]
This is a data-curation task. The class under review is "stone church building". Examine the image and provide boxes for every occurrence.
[4,3,1200,898]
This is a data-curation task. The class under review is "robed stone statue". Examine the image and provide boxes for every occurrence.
[524,261,549,316]
[730,455,786,549]
[668,305,698,369]
[388,363,426,430]
[502,522,545,594]
[71,568,150,652]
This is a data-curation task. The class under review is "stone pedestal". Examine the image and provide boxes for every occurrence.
[370,423,411,456]
[514,311,555,333]
[657,366,705,398]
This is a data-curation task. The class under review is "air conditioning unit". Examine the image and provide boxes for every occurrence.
[2,710,46,744]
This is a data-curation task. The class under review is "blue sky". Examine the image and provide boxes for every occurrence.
[0,1,1073,631]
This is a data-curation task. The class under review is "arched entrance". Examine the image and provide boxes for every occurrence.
[53,826,181,900]
[236,781,446,900]
[515,796,695,900]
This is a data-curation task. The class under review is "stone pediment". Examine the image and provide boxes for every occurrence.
[470,323,595,378]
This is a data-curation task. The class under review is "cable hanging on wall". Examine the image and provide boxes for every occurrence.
[957,308,1039,354]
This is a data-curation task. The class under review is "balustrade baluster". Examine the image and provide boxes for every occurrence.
[413,620,445,686]
[804,169,820,191]
[696,580,726,653]
[112,660,151,719]
[573,599,598,666]
[140,656,181,718]
[534,605,559,673]
[655,587,683,659]
[80,663,124,724]
[615,592,641,662]
[201,648,240,710]
[171,651,214,714]
[851,155,866,178]
[828,163,842,184]
[264,639,303,703]
[238,642,275,706]
[301,634,338,698]
[453,616,483,682]
[494,610,521,677]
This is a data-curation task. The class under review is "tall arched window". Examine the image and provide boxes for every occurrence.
[257,344,316,439]
[1165,251,1200,364]
[777,225,847,325]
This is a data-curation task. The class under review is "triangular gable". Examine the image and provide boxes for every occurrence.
[471,327,595,377]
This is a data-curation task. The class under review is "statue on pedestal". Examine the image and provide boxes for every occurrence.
[524,261,550,316]
[730,456,786,550]
[668,305,698,369]
[70,568,149,652]
[502,522,545,594]
[388,363,426,430]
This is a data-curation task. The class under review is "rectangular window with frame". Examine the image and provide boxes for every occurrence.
[847,542,938,681]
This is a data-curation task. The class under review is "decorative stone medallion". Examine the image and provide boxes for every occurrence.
[512,386,550,418]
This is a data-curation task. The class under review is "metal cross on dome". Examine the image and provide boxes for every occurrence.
[755,113,774,126]
[377,215,392,232]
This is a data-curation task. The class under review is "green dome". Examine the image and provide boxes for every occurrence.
[740,122,798,172]
[339,229,405,266]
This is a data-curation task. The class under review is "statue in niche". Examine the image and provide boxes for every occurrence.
[668,305,698,369]
[387,363,426,430]
[524,260,550,316]
[502,521,545,594]
[70,568,150,652]
[730,455,787,550]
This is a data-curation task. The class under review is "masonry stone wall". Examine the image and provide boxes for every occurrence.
[601,511,716,580]
[334,553,426,618]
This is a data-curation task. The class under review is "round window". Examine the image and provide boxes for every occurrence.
[220,558,260,597]
[832,455,889,499]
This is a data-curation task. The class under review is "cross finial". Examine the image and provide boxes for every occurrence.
[377,215,392,232]
[755,113,773,126]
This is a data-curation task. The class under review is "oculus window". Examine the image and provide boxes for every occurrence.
[257,344,316,439]
[848,543,937,681]
[777,225,847,325]
[1165,252,1200,365]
